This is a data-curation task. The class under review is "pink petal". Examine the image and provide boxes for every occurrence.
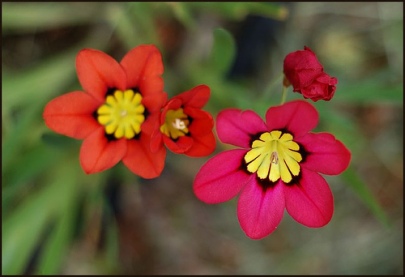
[43,91,101,139]
[216,109,267,148]
[80,128,127,174]
[265,100,318,138]
[237,179,285,239]
[76,49,127,102]
[193,149,251,204]
[284,168,334,227]
[296,132,351,175]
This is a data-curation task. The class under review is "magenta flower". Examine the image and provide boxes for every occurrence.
[193,100,351,239]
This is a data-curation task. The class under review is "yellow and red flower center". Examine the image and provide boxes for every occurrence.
[244,131,302,183]
[160,108,190,139]
[96,89,145,139]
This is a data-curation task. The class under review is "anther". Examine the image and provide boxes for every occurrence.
[172,119,186,130]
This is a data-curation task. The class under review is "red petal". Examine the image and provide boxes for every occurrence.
[150,131,164,153]
[76,49,127,102]
[185,132,216,157]
[216,109,267,148]
[122,134,166,179]
[237,178,285,239]
[79,128,127,174]
[265,100,318,138]
[163,135,193,154]
[176,84,210,108]
[186,107,214,136]
[284,168,334,227]
[120,45,164,95]
[141,112,161,136]
[43,91,101,139]
[283,46,323,89]
[193,149,250,204]
[296,132,351,175]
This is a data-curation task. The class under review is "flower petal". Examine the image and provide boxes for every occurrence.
[283,46,323,89]
[80,128,127,174]
[120,45,164,96]
[284,168,333,227]
[237,179,285,239]
[76,49,127,102]
[265,100,318,138]
[163,135,193,154]
[122,134,166,179]
[186,107,214,136]
[185,132,216,157]
[296,132,351,175]
[176,84,210,109]
[142,91,168,113]
[193,149,250,204]
[216,109,267,148]
[43,91,101,139]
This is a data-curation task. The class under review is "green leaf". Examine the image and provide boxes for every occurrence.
[168,3,196,30]
[2,2,102,33]
[186,2,288,21]
[341,166,391,228]
[2,165,79,274]
[1,101,47,172]
[208,28,237,76]
[334,72,403,105]
[34,173,80,274]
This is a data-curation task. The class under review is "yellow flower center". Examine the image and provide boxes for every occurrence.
[160,108,190,139]
[97,89,145,139]
[244,131,302,183]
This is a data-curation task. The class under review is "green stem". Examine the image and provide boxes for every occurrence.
[280,85,287,105]
[260,72,284,103]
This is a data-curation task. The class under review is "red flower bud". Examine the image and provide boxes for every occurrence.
[283,46,338,102]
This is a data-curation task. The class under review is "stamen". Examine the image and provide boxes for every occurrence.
[160,109,190,139]
[96,89,145,139]
[172,118,186,130]
[270,152,278,164]
[244,131,302,183]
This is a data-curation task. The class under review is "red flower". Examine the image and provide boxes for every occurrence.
[193,100,351,239]
[43,45,167,178]
[151,85,216,157]
[283,46,338,102]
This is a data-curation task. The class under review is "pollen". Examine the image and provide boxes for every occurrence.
[96,89,145,139]
[160,108,189,139]
[244,131,302,183]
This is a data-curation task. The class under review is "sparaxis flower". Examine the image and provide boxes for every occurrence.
[283,46,338,101]
[151,85,216,157]
[43,45,167,178]
[193,100,351,239]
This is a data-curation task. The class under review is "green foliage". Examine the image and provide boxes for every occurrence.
[2,2,402,275]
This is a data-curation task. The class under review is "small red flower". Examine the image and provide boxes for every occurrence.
[43,45,168,178]
[193,100,351,239]
[151,85,216,157]
[283,46,338,102]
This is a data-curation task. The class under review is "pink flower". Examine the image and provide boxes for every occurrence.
[193,100,351,239]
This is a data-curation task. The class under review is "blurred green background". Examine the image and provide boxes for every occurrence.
[2,2,403,274]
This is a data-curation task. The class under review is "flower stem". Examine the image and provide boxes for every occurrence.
[260,72,284,103]
[280,85,287,105]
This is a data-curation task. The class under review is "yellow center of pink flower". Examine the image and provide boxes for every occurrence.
[160,108,189,139]
[97,89,145,139]
[244,131,302,183]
